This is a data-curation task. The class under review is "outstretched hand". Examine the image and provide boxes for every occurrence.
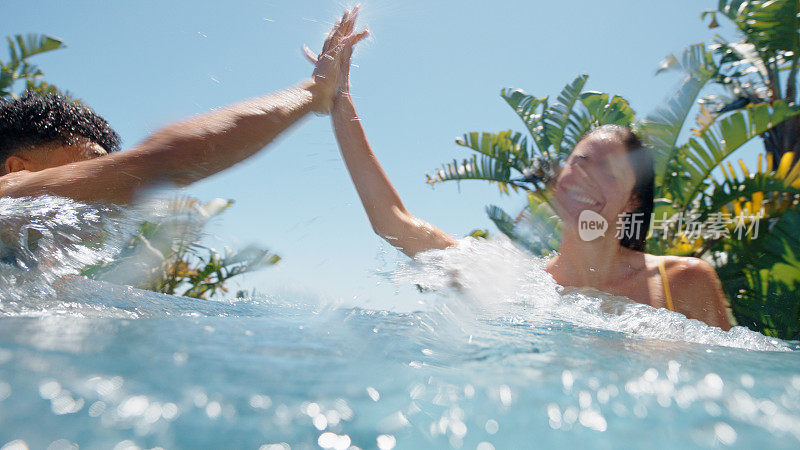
[304,6,369,113]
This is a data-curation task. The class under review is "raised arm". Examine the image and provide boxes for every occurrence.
[0,9,366,205]
[323,19,456,258]
[0,83,324,204]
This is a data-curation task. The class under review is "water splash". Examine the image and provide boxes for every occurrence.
[0,197,797,448]
[0,196,789,351]
[0,195,219,317]
[391,237,789,352]
[0,196,137,314]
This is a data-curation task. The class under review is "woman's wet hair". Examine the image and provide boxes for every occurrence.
[577,124,654,252]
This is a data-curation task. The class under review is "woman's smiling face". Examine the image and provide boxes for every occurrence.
[553,131,637,229]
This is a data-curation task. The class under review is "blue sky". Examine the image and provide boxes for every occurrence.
[3,0,758,308]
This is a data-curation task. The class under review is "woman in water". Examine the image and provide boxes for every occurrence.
[310,10,731,330]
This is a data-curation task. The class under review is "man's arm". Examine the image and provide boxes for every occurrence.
[0,82,321,204]
[0,8,367,205]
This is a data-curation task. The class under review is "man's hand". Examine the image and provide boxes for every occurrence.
[304,6,369,113]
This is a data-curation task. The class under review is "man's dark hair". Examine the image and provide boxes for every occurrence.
[0,92,121,166]
[578,124,654,252]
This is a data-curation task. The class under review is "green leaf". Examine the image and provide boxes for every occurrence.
[485,195,561,256]
[720,0,800,55]
[2,34,66,98]
[426,154,525,193]
[467,229,489,239]
[704,172,800,217]
[83,195,279,300]
[717,0,750,21]
[664,101,800,208]
[0,68,14,96]
[486,205,517,239]
[543,74,588,156]
[578,92,636,130]
[500,88,551,158]
[602,95,637,125]
[641,44,718,187]
[428,130,540,190]
[7,34,64,65]
[486,204,546,255]
[711,36,768,80]
[25,79,61,96]
[454,130,530,172]
[717,208,800,339]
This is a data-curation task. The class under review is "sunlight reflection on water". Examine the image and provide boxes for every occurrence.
[0,196,798,448]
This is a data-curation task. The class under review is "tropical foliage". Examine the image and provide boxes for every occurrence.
[82,197,280,300]
[1,33,66,98]
[427,74,635,256]
[701,0,800,161]
[428,2,800,339]
[642,1,800,339]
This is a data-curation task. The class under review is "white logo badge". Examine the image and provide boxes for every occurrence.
[578,210,607,241]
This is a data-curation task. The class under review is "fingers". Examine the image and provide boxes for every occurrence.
[344,29,369,47]
[321,20,341,54]
[332,20,368,57]
[302,44,318,64]
[341,5,358,36]
[322,6,361,55]
[322,9,350,54]
[339,28,369,59]
[311,6,365,69]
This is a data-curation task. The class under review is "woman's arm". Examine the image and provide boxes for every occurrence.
[320,15,455,258]
[331,96,456,257]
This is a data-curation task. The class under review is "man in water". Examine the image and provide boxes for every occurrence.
[0,8,368,204]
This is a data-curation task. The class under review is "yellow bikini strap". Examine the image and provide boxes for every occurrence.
[657,257,675,311]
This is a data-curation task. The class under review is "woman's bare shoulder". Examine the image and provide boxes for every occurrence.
[660,255,717,280]
[659,254,732,329]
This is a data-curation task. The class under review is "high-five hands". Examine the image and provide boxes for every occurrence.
[304,6,369,113]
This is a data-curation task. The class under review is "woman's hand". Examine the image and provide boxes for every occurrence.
[303,6,369,113]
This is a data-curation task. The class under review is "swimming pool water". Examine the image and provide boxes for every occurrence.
[0,197,798,449]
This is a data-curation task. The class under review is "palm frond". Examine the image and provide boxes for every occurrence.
[715,0,750,21]
[485,194,561,257]
[428,130,540,192]
[705,171,800,217]
[543,74,588,155]
[426,154,527,194]
[716,207,800,339]
[641,44,718,184]
[710,36,769,81]
[486,205,518,241]
[1,34,66,98]
[454,130,531,172]
[499,88,551,158]
[663,100,800,208]
[5,34,64,65]
[699,152,800,218]
[578,92,636,128]
[724,0,800,55]
[83,196,277,299]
